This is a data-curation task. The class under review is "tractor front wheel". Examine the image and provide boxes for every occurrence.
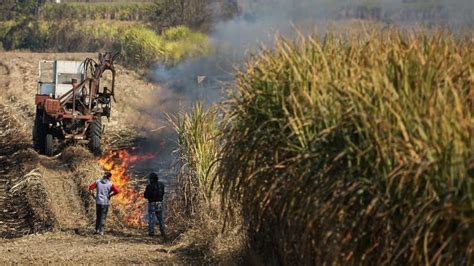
[87,116,102,156]
[45,134,54,156]
[33,108,47,154]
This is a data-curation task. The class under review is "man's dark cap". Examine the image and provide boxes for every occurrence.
[104,171,112,178]
[149,172,158,182]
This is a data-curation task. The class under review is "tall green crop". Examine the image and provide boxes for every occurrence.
[219,30,473,264]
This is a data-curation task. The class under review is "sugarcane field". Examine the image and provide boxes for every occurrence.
[0,0,472,265]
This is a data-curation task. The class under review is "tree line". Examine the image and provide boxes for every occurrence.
[0,0,240,31]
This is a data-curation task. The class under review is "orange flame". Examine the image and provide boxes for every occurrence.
[98,149,155,226]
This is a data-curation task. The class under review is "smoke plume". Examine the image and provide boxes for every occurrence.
[151,0,473,105]
[143,0,473,180]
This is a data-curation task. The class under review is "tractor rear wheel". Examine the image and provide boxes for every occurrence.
[87,116,102,156]
[45,134,54,156]
[33,108,47,154]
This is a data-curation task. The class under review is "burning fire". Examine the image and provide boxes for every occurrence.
[98,149,155,226]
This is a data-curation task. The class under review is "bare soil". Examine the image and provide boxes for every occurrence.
[0,52,193,264]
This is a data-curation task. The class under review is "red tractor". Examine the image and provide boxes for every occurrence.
[33,52,119,156]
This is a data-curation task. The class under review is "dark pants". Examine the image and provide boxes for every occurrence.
[148,202,165,236]
[95,204,109,232]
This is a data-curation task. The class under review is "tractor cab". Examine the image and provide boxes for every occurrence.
[38,60,85,99]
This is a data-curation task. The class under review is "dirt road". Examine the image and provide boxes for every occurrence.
[0,52,191,264]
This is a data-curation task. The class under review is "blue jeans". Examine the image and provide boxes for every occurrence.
[148,202,165,236]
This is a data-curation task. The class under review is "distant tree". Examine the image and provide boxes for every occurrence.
[153,0,240,32]
[217,0,240,21]
[0,0,46,19]
[2,0,46,50]
[0,0,17,20]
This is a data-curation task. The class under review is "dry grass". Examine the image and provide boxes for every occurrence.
[219,29,473,264]
[0,104,55,237]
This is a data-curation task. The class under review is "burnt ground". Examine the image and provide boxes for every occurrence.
[0,52,194,264]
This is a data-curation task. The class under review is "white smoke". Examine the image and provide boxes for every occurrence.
[143,0,473,177]
[151,0,473,106]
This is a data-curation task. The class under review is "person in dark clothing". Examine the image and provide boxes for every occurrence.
[144,172,165,237]
[88,171,120,235]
